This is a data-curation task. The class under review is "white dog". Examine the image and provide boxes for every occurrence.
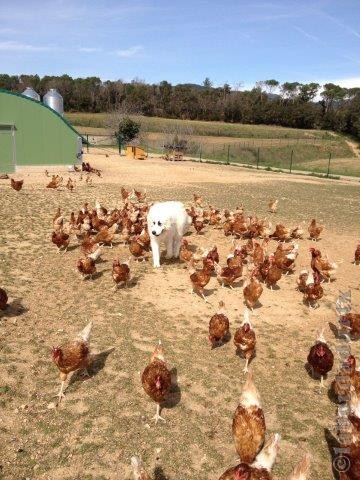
[147,201,192,268]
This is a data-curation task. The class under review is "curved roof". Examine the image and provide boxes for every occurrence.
[0,88,88,144]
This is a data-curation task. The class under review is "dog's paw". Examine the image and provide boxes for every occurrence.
[165,254,173,259]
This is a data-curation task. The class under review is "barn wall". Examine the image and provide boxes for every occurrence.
[0,128,14,172]
[0,90,83,172]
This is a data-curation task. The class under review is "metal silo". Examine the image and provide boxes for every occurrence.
[43,88,64,116]
[22,87,40,101]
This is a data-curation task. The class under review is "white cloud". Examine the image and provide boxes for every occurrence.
[78,47,102,53]
[292,26,325,45]
[319,77,360,89]
[113,45,143,58]
[0,40,57,52]
[323,14,360,39]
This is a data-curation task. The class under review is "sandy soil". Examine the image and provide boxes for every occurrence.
[14,151,357,186]
[1,153,359,480]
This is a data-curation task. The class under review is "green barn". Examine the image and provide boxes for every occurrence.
[0,89,86,173]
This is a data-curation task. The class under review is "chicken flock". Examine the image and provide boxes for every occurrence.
[3,182,360,480]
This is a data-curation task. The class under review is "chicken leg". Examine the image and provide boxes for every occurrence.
[152,404,166,424]
[200,290,208,303]
[54,371,69,403]
[243,358,249,374]
[55,380,66,403]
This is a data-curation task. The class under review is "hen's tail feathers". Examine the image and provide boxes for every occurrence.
[78,320,93,342]
[242,308,251,326]
[131,455,151,480]
[287,453,311,480]
[130,455,142,477]
[252,433,281,471]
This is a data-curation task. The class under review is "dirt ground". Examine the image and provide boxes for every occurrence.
[0,153,359,480]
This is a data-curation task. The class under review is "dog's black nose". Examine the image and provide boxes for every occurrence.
[152,231,156,235]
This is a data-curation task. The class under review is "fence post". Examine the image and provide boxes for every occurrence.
[118,135,122,155]
[326,152,332,177]
[227,145,230,165]
[289,149,294,173]
[86,134,89,153]
[199,144,202,162]
[256,147,260,169]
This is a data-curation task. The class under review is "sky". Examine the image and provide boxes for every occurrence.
[0,0,359,90]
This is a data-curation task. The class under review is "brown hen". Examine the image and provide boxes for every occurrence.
[209,301,230,347]
[308,218,323,241]
[188,258,212,301]
[52,320,92,402]
[232,372,266,463]
[309,247,337,282]
[268,199,278,213]
[303,270,323,308]
[307,330,334,390]
[93,223,118,247]
[141,341,172,423]
[234,309,256,373]
[342,313,360,337]
[51,230,70,253]
[243,271,263,311]
[77,257,96,279]
[10,178,24,191]
[265,254,282,289]
[179,238,194,263]
[332,355,360,400]
[112,258,131,289]
[355,243,360,265]
[219,434,280,480]
[296,269,309,293]
[0,288,8,311]
[129,236,148,261]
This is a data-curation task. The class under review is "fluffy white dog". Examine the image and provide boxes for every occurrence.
[147,201,192,268]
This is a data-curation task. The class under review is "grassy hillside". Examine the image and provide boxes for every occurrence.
[67,112,359,177]
[66,112,331,139]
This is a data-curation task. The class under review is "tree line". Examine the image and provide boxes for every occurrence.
[1,73,359,139]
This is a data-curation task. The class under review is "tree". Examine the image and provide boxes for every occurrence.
[264,79,279,94]
[281,82,300,101]
[321,83,347,111]
[158,80,172,112]
[117,117,141,143]
[299,83,320,102]
[222,83,231,95]
[255,80,266,99]
[1,71,359,140]
[203,77,212,89]
[19,74,41,91]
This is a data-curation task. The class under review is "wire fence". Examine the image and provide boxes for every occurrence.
[84,133,360,178]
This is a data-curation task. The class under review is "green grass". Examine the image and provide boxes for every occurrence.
[67,112,359,177]
[66,112,332,140]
